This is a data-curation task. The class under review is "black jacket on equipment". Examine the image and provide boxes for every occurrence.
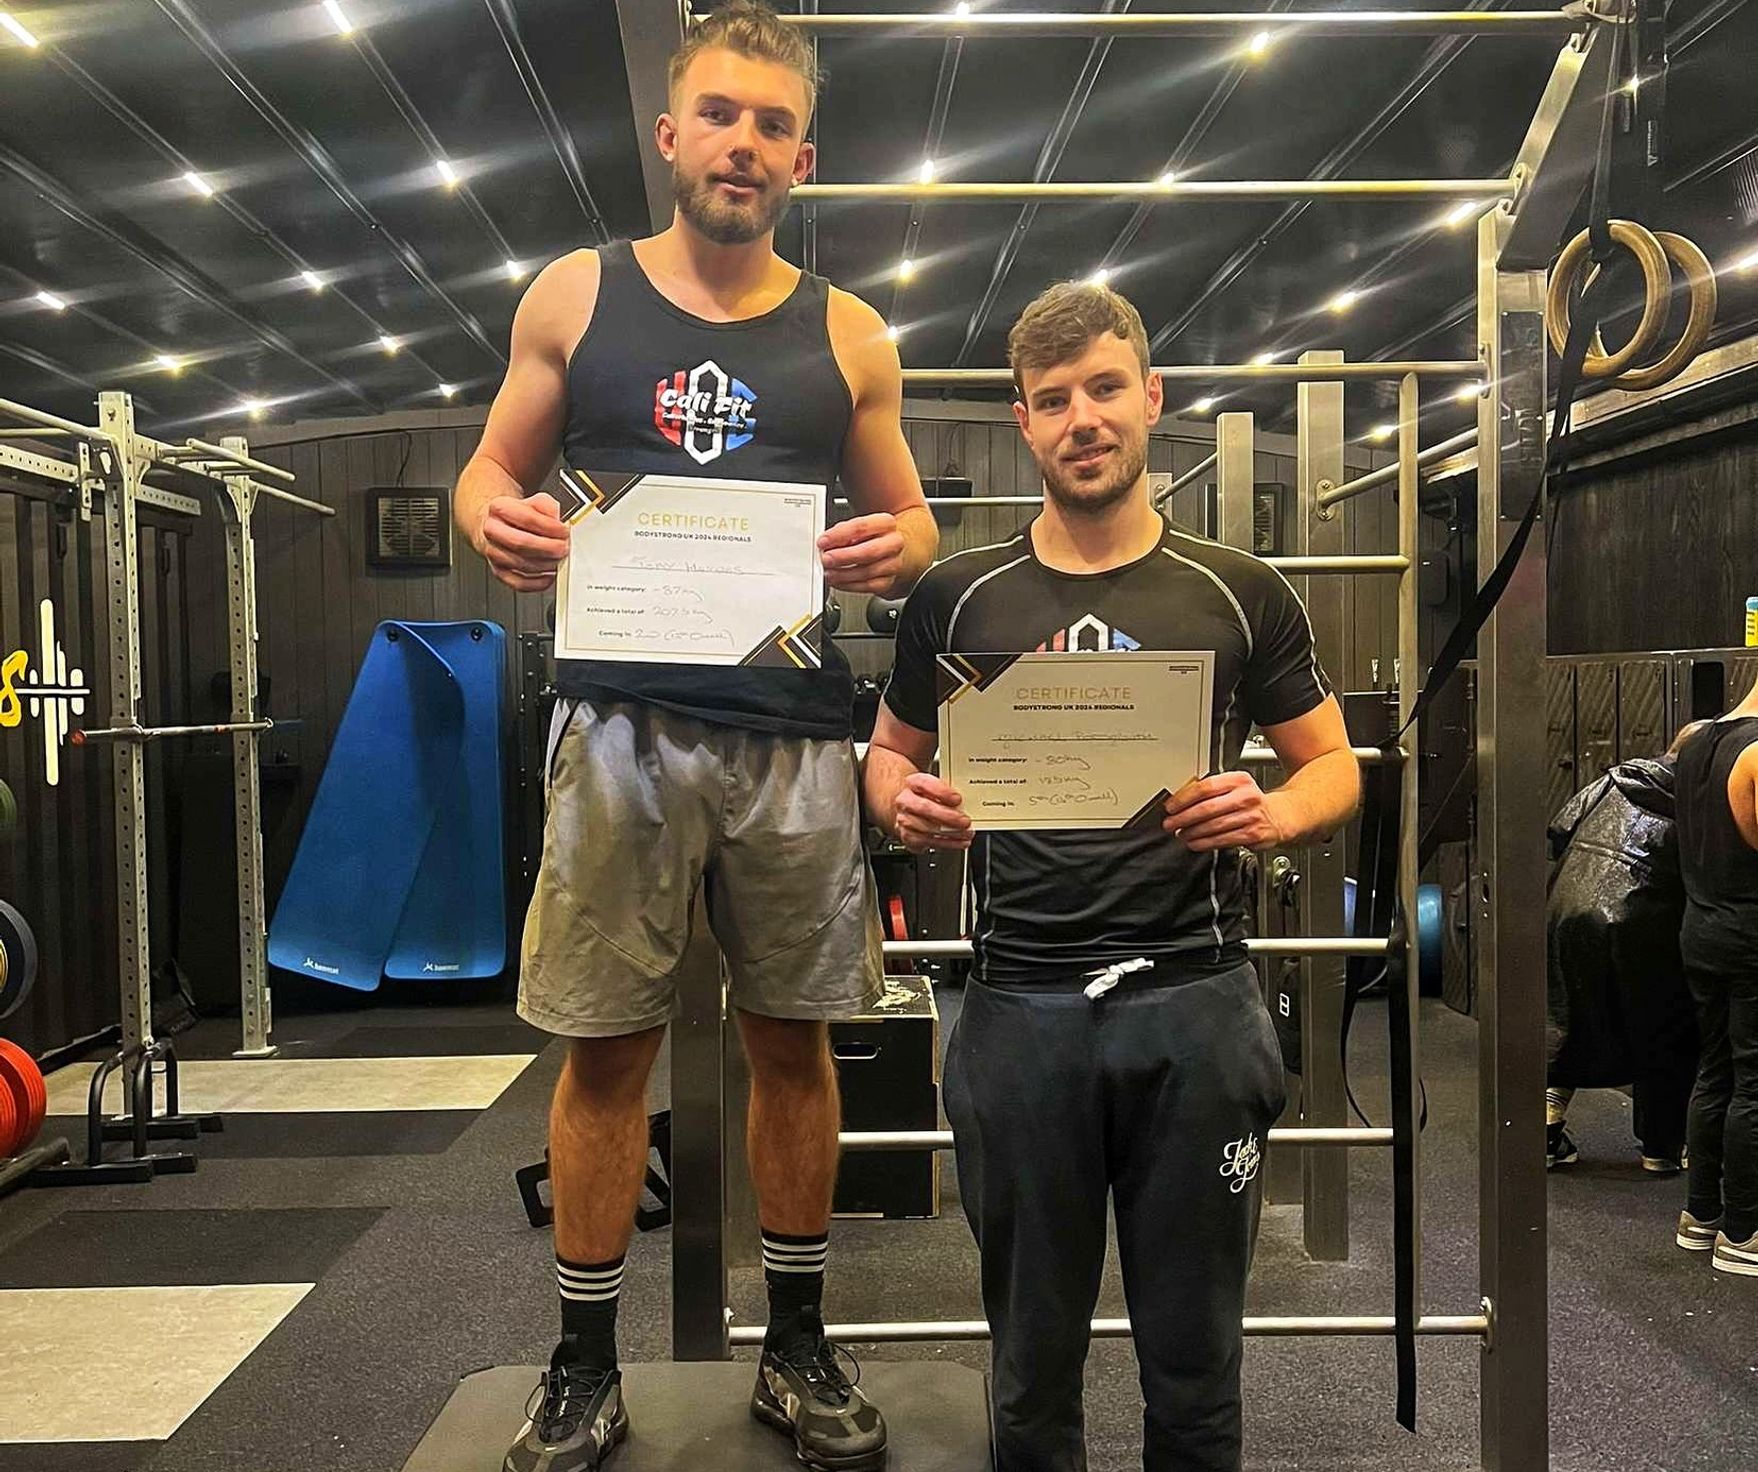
[1545,756,1697,1088]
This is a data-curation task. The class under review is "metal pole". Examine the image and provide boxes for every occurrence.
[1396,372,1426,1322]
[1319,428,1477,509]
[1476,213,1550,1472]
[1152,450,1217,510]
[902,361,1485,387]
[1241,744,1405,766]
[796,179,1515,203]
[1296,349,1350,1262]
[97,391,152,1055]
[1263,555,1408,574]
[838,1126,1394,1151]
[245,482,336,518]
[770,10,1593,38]
[168,437,297,483]
[219,436,276,1059]
[1215,412,1255,552]
[72,719,274,743]
[0,395,116,441]
[727,1312,1493,1346]
[880,937,1389,959]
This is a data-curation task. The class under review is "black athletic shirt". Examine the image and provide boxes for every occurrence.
[556,240,856,738]
[1676,714,1758,971]
[884,523,1332,985]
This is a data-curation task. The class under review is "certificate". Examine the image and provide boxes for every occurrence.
[552,469,826,667]
[937,651,1215,831]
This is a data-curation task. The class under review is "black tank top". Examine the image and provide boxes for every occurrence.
[556,240,855,737]
[1676,715,1758,969]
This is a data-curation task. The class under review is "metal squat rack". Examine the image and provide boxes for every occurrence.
[651,4,1614,1469]
[0,390,333,1098]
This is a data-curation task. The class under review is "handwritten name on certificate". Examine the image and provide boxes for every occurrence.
[938,651,1215,831]
[553,470,826,667]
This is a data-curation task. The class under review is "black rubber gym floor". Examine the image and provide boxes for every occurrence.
[0,994,1751,1472]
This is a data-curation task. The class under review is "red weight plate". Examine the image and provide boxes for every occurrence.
[0,1038,44,1156]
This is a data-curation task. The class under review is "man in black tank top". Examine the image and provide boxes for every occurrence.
[451,8,935,1470]
[1673,675,1758,1277]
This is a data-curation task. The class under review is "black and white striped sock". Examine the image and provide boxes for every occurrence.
[762,1228,829,1345]
[557,1253,623,1369]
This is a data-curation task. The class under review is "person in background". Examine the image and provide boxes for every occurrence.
[1673,675,1758,1274]
[1544,723,1706,1173]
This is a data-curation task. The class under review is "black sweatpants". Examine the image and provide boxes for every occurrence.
[1685,958,1758,1240]
[943,961,1286,1472]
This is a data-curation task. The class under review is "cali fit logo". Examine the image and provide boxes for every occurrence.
[1219,1133,1262,1193]
[654,359,758,466]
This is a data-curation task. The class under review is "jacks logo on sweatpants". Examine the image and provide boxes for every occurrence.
[1036,614,1141,652]
[1219,1133,1261,1193]
[654,359,758,466]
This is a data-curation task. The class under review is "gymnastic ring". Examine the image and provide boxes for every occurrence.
[1545,220,1671,380]
[1602,231,1718,393]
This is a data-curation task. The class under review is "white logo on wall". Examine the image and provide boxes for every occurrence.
[1219,1133,1262,1193]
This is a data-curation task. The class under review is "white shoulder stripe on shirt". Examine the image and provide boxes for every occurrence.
[948,554,1033,643]
[1159,545,1253,659]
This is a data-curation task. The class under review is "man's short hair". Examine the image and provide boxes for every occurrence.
[1008,281,1152,401]
[669,1,822,118]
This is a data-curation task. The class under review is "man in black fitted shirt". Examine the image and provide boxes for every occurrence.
[864,282,1361,1472]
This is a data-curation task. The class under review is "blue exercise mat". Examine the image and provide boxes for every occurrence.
[268,620,506,991]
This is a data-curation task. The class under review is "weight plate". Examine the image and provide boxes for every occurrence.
[0,1038,43,1157]
[0,1075,18,1159]
[0,778,16,839]
[0,899,38,1022]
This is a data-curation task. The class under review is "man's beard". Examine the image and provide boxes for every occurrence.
[1038,437,1149,517]
[673,165,789,245]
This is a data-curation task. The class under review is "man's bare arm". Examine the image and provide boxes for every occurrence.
[824,288,936,596]
[456,252,597,592]
[1163,696,1360,852]
[862,705,972,852]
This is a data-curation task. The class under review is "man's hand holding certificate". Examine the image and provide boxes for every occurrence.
[937,651,1215,833]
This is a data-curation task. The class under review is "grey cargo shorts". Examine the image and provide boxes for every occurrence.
[519,697,884,1037]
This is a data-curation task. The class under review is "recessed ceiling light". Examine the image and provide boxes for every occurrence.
[1157,170,1177,188]
[886,324,901,342]
[434,158,459,189]
[0,12,40,48]
[1087,267,1111,287]
[918,158,937,185]
[1368,423,1395,442]
[954,1,971,14]
[897,257,916,283]
[379,335,400,355]
[182,170,215,198]
[322,1,354,37]
[1624,74,1641,98]
[241,398,266,418]
[1251,351,1276,366]
[1327,289,1359,314]
[1189,396,1216,415]
[1246,29,1272,59]
[439,383,458,399]
[504,258,525,282]
[1443,201,1477,229]
[1728,246,1758,275]
[1455,383,1480,402]
[35,290,66,311]
[155,354,182,374]
[301,269,325,292]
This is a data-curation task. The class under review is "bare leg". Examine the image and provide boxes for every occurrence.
[737,1012,840,1234]
[551,1027,668,1264]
